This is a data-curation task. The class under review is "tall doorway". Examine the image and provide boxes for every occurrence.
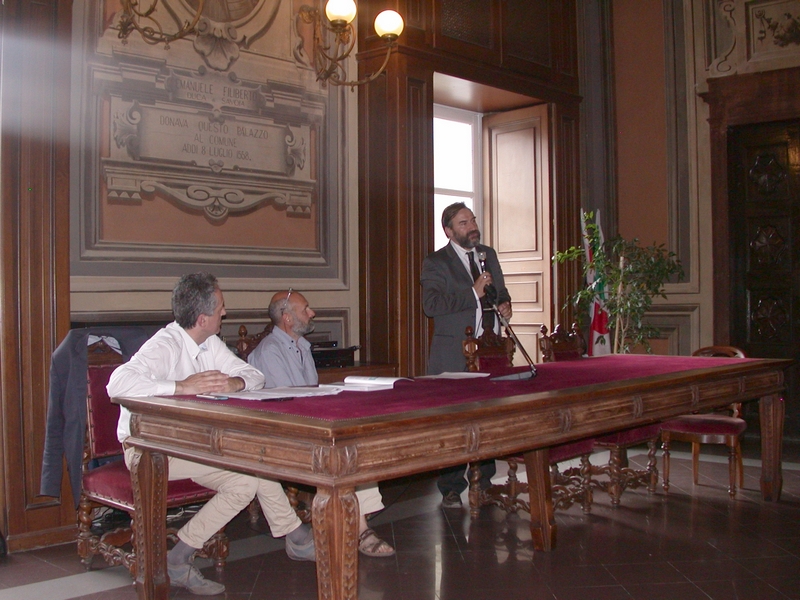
[433,74,551,363]
[483,105,551,362]
[728,119,800,434]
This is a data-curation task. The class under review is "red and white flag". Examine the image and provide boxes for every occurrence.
[582,212,611,356]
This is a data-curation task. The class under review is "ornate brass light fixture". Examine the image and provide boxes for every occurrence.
[115,0,404,87]
[118,0,205,47]
[299,0,405,88]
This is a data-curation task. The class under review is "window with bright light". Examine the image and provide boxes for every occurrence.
[433,105,482,251]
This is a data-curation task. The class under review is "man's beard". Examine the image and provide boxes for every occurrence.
[453,229,481,249]
[293,319,316,338]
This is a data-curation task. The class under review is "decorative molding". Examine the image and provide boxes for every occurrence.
[71,0,348,286]
[558,409,572,434]
[705,0,800,77]
[755,7,800,47]
[750,225,786,266]
[311,444,359,476]
[664,0,693,283]
[748,152,788,194]
[466,425,481,453]
[193,17,242,71]
[643,304,699,355]
[751,296,790,341]
[708,1,737,74]
[137,180,311,221]
[632,396,644,419]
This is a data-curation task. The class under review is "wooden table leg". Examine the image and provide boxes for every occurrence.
[130,447,169,600]
[524,448,556,551]
[759,393,784,501]
[312,486,359,600]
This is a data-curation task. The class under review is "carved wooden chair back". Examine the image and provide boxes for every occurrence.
[463,325,516,372]
[538,323,585,362]
[235,324,272,359]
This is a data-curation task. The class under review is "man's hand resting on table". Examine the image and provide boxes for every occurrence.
[175,371,245,395]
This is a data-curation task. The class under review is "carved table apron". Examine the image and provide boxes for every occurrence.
[114,355,790,600]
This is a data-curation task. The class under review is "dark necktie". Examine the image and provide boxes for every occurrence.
[468,251,494,332]
[468,251,481,282]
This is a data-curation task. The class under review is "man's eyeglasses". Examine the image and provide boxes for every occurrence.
[281,288,293,314]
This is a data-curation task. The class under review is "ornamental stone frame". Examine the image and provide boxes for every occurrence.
[70,0,348,289]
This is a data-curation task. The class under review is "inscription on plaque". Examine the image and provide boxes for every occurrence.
[165,71,265,112]
[111,98,308,178]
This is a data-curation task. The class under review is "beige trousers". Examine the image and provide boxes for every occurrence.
[356,484,384,516]
[124,447,301,549]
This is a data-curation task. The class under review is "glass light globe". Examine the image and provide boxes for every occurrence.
[374,9,404,38]
[325,0,357,24]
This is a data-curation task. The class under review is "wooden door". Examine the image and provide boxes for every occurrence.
[728,120,800,434]
[483,104,551,363]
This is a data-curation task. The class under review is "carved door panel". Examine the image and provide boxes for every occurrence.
[728,120,800,434]
[483,104,551,363]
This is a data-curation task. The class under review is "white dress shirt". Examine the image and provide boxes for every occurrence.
[449,240,485,336]
[109,322,265,442]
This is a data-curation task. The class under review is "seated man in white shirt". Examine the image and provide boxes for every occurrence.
[248,290,395,557]
[108,273,315,596]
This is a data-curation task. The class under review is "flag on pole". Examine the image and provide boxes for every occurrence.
[582,211,611,356]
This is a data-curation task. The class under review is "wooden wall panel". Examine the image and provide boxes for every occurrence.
[703,68,800,343]
[0,0,74,551]
[358,50,433,377]
[550,102,582,327]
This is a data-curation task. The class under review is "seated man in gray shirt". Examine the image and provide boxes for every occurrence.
[248,290,394,557]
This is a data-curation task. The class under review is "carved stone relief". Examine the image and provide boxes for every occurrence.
[705,0,800,77]
[748,153,788,195]
[750,225,786,265]
[72,0,345,282]
[751,296,790,341]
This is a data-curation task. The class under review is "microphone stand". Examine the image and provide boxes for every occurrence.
[477,251,537,379]
[490,303,537,378]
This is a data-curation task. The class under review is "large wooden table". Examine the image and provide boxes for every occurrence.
[115,355,790,600]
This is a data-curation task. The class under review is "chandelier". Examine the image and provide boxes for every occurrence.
[299,0,404,88]
[116,0,405,88]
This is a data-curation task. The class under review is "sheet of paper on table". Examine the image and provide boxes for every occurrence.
[226,385,343,401]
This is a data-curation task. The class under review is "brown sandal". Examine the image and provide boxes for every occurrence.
[358,528,395,557]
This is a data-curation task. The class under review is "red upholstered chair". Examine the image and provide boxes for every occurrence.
[77,340,227,574]
[660,346,747,498]
[467,324,595,517]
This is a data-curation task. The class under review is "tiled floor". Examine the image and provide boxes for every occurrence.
[2,439,799,600]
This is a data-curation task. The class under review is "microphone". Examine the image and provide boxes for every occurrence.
[477,251,497,303]
[477,251,537,378]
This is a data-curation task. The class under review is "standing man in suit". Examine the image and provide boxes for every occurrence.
[421,202,512,508]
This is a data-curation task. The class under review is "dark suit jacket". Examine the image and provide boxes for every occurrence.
[39,326,159,507]
[421,243,510,374]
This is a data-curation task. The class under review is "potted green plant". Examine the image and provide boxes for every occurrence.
[555,212,683,354]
